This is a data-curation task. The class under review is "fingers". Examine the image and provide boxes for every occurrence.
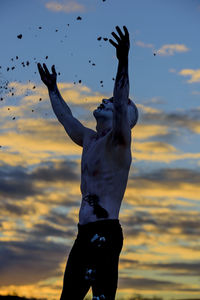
[111,32,121,44]
[111,26,129,44]
[115,26,124,39]
[43,63,50,76]
[109,39,118,48]
[51,65,57,75]
[37,63,45,78]
[123,25,129,37]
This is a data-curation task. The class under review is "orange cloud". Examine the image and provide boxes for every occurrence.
[157,44,189,56]
[179,69,200,83]
[45,1,85,13]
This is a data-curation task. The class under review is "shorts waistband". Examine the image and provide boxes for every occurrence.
[77,219,121,233]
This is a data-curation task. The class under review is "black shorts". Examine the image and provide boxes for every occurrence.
[60,219,124,300]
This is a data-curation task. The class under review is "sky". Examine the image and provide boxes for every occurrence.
[0,0,200,299]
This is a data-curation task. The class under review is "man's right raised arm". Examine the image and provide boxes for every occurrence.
[37,63,91,147]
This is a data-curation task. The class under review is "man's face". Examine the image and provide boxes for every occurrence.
[93,97,114,119]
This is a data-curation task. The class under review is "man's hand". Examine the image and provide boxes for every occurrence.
[109,25,130,61]
[37,63,57,90]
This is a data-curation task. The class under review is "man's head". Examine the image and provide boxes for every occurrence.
[127,98,139,128]
[93,97,138,129]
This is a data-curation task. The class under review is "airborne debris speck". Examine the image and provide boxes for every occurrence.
[97,37,102,41]
[77,16,82,20]
[17,34,22,39]
[103,38,108,41]
[45,56,48,59]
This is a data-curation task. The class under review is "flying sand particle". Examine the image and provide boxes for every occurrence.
[17,34,22,39]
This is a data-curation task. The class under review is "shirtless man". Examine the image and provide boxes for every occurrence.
[38,25,138,300]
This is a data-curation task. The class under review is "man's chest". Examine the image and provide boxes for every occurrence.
[81,134,131,177]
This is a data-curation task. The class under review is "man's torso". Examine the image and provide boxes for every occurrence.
[79,130,132,224]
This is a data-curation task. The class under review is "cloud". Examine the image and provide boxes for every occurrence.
[134,124,170,140]
[135,40,154,48]
[135,42,189,56]
[169,68,176,73]
[0,160,79,200]
[120,259,200,277]
[157,44,189,56]
[179,68,200,83]
[118,276,200,291]
[127,167,200,201]
[140,106,200,134]
[192,90,200,95]
[0,239,68,286]
[45,1,86,13]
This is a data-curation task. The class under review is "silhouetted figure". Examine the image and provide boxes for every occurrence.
[38,25,138,300]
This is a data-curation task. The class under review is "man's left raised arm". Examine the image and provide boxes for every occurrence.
[109,25,131,146]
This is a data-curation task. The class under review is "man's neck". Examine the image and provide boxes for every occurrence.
[96,127,111,139]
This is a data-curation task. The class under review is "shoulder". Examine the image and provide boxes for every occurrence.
[83,128,97,147]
